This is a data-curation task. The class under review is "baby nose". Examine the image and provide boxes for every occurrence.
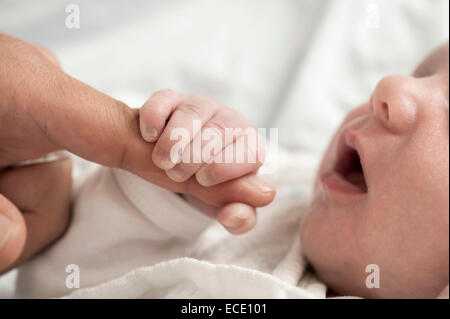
[370,74,420,132]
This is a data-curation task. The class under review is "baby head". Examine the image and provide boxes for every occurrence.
[300,43,449,298]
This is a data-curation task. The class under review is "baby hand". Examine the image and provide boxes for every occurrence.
[139,89,265,187]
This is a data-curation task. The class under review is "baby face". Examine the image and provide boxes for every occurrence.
[300,43,449,298]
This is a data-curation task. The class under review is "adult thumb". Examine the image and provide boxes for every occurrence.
[0,194,26,274]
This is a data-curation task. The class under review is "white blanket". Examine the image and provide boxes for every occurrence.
[16,151,328,299]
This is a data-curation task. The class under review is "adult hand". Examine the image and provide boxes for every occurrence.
[0,34,275,273]
[0,158,72,274]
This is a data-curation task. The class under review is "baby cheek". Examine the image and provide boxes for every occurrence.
[300,201,355,260]
[403,138,448,213]
[366,154,446,253]
[299,207,327,260]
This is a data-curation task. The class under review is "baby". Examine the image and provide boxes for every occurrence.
[14,43,448,299]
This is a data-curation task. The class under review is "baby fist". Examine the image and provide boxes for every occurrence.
[139,89,265,187]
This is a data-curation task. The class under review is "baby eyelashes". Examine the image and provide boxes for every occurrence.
[139,89,266,187]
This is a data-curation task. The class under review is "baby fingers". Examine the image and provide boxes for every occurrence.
[139,89,182,142]
[147,94,222,170]
[195,129,265,187]
[165,110,265,185]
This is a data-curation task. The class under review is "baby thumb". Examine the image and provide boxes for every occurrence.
[0,194,26,274]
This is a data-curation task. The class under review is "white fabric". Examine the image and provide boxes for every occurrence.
[15,151,327,299]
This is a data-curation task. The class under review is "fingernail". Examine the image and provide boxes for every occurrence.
[148,128,159,140]
[166,166,187,182]
[251,177,275,194]
[141,125,158,142]
[196,169,214,187]
[0,214,12,248]
[222,211,247,229]
[154,150,177,170]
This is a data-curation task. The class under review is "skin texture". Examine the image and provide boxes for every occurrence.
[300,43,449,298]
[0,34,275,274]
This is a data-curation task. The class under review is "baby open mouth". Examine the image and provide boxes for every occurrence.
[335,141,368,193]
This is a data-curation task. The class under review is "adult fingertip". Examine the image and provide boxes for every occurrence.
[257,188,277,206]
[243,175,277,207]
[251,176,276,194]
[0,208,26,274]
[0,214,13,250]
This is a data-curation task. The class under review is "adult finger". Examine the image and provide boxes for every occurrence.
[1,34,276,209]
[0,194,26,274]
[0,159,72,266]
